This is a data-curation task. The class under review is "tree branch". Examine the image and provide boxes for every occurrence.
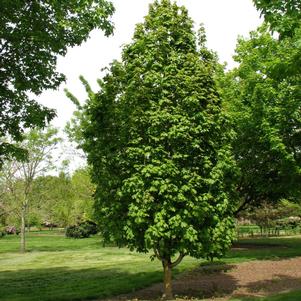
[171,252,187,268]
[154,247,162,261]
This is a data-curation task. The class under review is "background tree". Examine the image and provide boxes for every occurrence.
[30,173,74,228]
[70,168,95,222]
[220,19,301,214]
[253,0,301,37]
[0,0,114,166]
[30,167,95,227]
[0,127,60,252]
[73,0,238,298]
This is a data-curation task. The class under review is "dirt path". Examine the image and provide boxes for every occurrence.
[105,256,301,301]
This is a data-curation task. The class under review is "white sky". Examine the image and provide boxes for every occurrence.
[38,0,262,130]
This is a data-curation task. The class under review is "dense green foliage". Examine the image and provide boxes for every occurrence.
[72,0,239,297]
[77,1,238,294]
[253,0,301,37]
[0,0,114,165]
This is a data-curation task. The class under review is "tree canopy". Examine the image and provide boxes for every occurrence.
[0,0,114,166]
[221,21,301,213]
[73,0,238,298]
[253,0,301,37]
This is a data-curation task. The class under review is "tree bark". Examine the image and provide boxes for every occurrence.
[162,259,173,300]
[20,204,26,253]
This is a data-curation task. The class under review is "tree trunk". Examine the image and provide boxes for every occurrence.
[20,204,26,253]
[162,259,173,299]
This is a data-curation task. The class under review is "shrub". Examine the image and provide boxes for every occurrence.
[80,220,98,235]
[0,227,6,238]
[276,217,301,229]
[5,226,19,235]
[65,221,98,239]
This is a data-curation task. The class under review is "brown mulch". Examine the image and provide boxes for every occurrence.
[103,254,301,301]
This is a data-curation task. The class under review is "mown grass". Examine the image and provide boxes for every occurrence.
[0,231,198,301]
[1,232,301,301]
[225,236,301,263]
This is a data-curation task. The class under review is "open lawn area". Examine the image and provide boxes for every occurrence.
[0,230,198,301]
[1,232,301,301]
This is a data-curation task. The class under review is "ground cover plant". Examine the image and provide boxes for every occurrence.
[1,231,301,301]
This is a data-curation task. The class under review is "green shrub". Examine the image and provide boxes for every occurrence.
[80,221,98,235]
[0,226,6,238]
[65,221,98,239]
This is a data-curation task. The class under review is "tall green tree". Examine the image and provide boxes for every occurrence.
[221,23,301,213]
[74,0,238,298]
[0,127,60,252]
[0,0,114,166]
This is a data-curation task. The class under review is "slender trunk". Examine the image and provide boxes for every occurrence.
[20,205,26,253]
[162,259,173,300]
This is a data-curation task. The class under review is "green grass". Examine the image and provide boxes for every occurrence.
[231,289,301,301]
[1,232,301,301]
[0,231,198,301]
[224,236,301,263]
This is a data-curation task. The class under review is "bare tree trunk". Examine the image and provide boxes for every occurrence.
[162,259,173,300]
[20,204,26,253]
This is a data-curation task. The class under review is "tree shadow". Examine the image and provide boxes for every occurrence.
[236,274,301,298]
[0,266,162,301]
[118,263,239,300]
[0,263,241,301]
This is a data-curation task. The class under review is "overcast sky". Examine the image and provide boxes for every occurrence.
[38,0,262,129]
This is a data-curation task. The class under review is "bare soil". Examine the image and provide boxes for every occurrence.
[103,246,301,301]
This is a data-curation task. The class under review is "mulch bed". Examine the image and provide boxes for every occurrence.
[102,245,301,301]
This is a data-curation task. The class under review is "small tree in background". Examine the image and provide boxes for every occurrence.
[0,127,60,252]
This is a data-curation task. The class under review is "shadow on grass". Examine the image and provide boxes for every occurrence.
[119,264,239,300]
[0,266,163,301]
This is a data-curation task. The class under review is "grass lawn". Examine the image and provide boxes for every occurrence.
[0,230,198,301]
[1,232,301,301]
